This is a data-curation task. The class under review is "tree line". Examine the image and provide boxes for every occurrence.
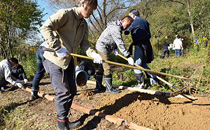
[0,0,209,58]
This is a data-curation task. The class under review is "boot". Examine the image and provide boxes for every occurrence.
[57,118,69,130]
[104,74,121,93]
[95,73,106,90]
[30,90,39,100]
[145,72,157,85]
[68,120,81,129]
[135,73,145,89]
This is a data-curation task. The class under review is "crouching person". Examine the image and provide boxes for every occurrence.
[0,58,23,91]
[95,16,134,93]
[40,0,102,129]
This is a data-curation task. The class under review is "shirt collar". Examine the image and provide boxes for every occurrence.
[73,7,82,20]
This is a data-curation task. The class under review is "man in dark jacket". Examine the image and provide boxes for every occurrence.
[162,42,170,58]
[96,16,134,93]
[11,64,28,83]
[125,9,156,89]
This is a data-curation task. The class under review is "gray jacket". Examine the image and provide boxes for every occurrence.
[0,60,15,85]
[96,21,130,57]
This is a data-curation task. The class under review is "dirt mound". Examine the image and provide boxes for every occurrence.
[1,78,210,130]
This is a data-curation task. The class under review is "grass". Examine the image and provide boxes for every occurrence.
[112,47,210,93]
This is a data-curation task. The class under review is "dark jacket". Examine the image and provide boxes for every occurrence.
[12,64,27,80]
[125,16,154,63]
[162,42,169,50]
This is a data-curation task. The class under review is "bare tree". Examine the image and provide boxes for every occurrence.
[43,0,140,37]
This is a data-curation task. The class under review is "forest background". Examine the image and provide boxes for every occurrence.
[0,0,209,93]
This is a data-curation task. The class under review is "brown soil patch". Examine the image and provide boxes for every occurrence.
[1,77,210,130]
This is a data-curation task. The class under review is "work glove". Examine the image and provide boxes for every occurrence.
[16,83,23,88]
[90,53,103,64]
[55,47,69,58]
[24,79,28,83]
[113,49,119,56]
[127,57,134,65]
[16,79,23,83]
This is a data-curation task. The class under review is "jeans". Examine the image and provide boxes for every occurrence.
[175,49,181,56]
[134,45,150,74]
[32,46,45,91]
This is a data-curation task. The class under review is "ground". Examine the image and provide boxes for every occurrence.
[0,77,210,130]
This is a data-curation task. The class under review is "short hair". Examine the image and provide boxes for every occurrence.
[129,9,140,16]
[176,35,180,39]
[80,0,98,9]
[10,57,18,64]
[121,16,133,23]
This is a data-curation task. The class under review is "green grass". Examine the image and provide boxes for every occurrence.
[112,47,210,93]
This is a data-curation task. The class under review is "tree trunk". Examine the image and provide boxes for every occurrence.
[186,0,195,40]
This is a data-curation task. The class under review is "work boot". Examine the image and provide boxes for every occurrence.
[145,72,157,85]
[30,90,39,100]
[68,120,81,129]
[57,118,69,130]
[95,73,106,90]
[135,73,145,89]
[104,74,121,93]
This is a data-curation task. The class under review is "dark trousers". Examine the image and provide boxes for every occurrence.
[162,49,169,58]
[32,46,45,91]
[43,59,76,120]
[0,78,8,87]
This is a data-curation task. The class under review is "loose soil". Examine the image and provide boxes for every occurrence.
[1,77,210,130]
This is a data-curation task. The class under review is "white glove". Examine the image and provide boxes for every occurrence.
[55,47,69,58]
[24,79,28,83]
[16,79,22,83]
[128,57,134,65]
[16,83,23,88]
[90,53,103,64]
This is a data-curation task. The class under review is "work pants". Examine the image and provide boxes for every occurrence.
[43,59,76,120]
[162,49,170,58]
[97,51,111,75]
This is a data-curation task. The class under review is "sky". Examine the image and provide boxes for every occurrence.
[33,0,53,42]
[37,0,52,21]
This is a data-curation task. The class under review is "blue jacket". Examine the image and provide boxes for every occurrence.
[125,16,153,63]
[125,16,151,44]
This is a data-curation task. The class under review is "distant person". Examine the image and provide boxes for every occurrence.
[76,57,95,80]
[173,35,182,57]
[96,16,134,93]
[11,64,28,84]
[30,42,46,100]
[0,58,23,91]
[125,9,157,89]
[162,42,170,58]
[194,37,199,51]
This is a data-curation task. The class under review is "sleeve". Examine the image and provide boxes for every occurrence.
[40,9,69,51]
[112,27,130,57]
[124,25,133,35]
[4,65,15,85]
[80,24,96,57]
